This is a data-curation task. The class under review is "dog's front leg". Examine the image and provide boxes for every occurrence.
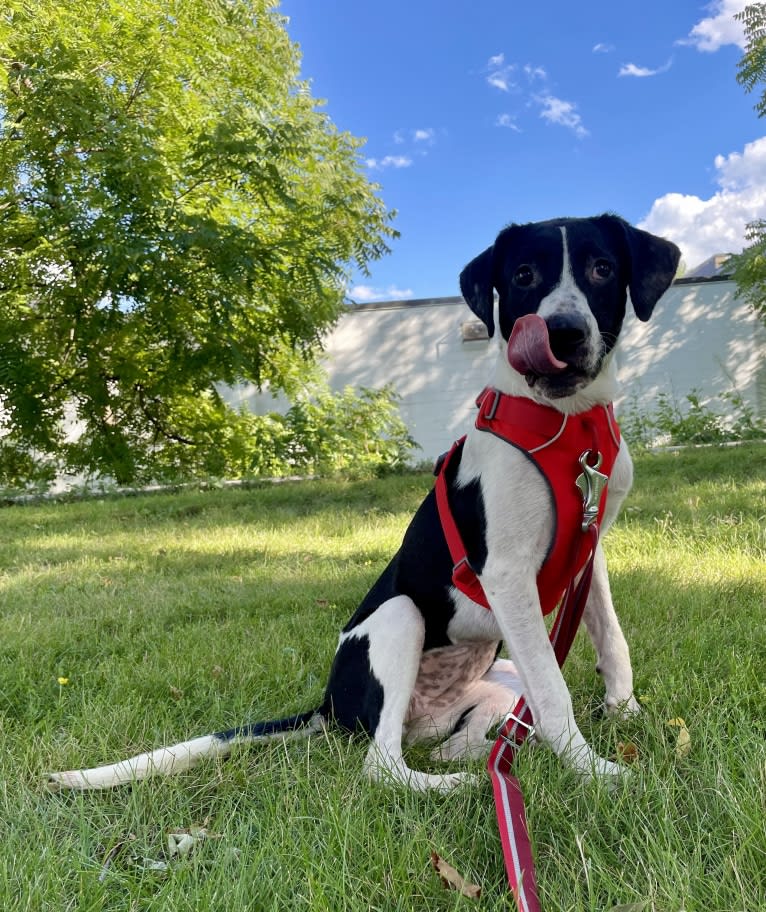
[583,543,640,718]
[483,568,622,779]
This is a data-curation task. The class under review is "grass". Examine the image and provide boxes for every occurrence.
[0,444,764,912]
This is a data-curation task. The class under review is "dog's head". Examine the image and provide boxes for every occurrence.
[459,214,680,400]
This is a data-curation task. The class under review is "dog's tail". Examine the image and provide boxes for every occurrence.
[46,709,324,791]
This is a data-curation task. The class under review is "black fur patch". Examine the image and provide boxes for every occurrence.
[322,634,384,735]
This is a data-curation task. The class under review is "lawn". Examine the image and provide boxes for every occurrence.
[1,444,764,912]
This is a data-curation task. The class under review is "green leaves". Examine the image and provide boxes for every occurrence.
[736,3,766,109]
[0,0,397,486]
[733,7,766,324]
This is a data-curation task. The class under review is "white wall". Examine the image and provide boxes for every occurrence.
[616,278,764,416]
[241,278,764,461]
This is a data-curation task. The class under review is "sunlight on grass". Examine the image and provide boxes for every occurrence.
[0,446,764,911]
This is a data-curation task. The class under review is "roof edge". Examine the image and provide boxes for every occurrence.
[345,274,735,312]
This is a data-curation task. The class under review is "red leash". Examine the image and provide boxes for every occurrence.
[487,524,599,912]
[433,389,619,910]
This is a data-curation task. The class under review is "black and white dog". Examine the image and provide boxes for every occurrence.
[49,214,680,793]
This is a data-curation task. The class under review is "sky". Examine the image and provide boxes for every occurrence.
[279,0,766,301]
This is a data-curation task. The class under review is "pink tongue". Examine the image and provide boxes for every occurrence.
[506,314,568,377]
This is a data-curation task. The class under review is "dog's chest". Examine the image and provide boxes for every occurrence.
[406,640,498,720]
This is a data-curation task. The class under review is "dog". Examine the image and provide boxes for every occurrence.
[48,214,680,793]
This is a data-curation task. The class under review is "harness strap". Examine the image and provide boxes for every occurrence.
[433,436,491,610]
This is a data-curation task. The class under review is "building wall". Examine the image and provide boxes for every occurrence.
[236,278,764,462]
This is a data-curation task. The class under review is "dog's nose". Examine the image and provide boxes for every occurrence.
[545,314,589,361]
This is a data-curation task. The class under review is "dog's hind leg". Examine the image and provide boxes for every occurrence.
[334,596,473,792]
[424,658,521,762]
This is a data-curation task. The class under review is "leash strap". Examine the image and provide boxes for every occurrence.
[487,524,599,912]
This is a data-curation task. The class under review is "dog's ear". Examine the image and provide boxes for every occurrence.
[459,245,495,337]
[617,220,681,322]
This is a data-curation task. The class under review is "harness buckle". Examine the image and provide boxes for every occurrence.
[485,388,500,421]
[497,711,537,747]
[452,556,475,585]
[575,449,609,531]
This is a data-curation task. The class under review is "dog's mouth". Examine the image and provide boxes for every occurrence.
[507,314,568,380]
[506,314,594,394]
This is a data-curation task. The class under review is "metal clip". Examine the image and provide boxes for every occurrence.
[497,711,536,747]
[575,450,609,531]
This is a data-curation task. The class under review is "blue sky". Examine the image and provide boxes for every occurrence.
[280,0,765,300]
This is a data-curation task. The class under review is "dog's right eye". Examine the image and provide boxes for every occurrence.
[513,265,535,287]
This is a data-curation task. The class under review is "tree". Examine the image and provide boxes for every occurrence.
[731,3,766,323]
[0,0,396,485]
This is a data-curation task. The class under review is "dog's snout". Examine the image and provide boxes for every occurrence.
[545,314,589,360]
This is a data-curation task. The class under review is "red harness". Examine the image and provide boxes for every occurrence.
[435,387,621,614]
[434,388,622,911]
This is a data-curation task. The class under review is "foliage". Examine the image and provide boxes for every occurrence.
[731,4,766,321]
[0,381,418,491]
[729,219,766,322]
[0,0,396,484]
[619,387,766,449]
[148,382,418,483]
[735,3,766,115]
[282,383,418,477]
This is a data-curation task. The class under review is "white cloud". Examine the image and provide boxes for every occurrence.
[537,95,588,138]
[413,128,435,143]
[496,113,521,131]
[681,0,747,52]
[619,59,673,78]
[487,71,514,91]
[523,64,547,81]
[393,129,405,144]
[365,155,413,170]
[593,42,614,53]
[487,58,546,92]
[715,136,766,188]
[349,284,414,303]
[484,56,586,138]
[486,53,516,92]
[640,135,766,269]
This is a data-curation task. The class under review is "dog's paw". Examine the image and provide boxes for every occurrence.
[590,755,627,779]
[364,748,478,793]
[605,694,641,719]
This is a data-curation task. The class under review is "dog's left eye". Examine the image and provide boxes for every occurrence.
[513,265,536,287]
[591,260,613,282]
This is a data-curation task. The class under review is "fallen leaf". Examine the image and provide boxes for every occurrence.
[167,832,196,857]
[616,741,639,764]
[430,852,481,899]
[167,819,221,858]
[139,857,169,872]
[667,717,691,759]
[168,685,184,701]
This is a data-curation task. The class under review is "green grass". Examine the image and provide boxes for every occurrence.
[1,445,765,912]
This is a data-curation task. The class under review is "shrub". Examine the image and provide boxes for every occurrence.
[620,388,766,449]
